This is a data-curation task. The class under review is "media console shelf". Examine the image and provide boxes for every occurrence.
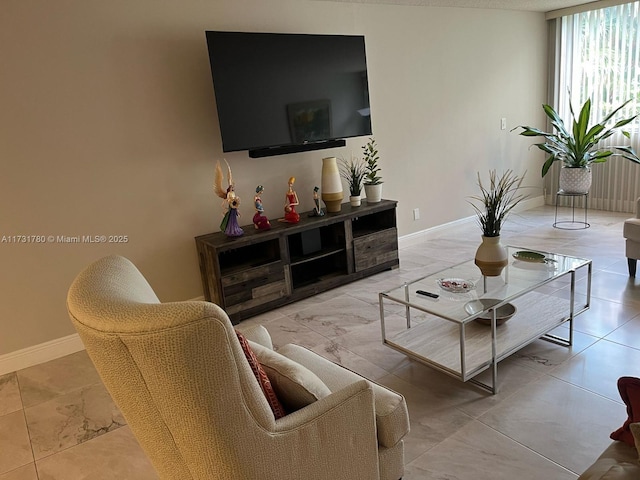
[195,199,399,323]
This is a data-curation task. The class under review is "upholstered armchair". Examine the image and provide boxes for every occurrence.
[623,198,640,276]
[67,255,409,480]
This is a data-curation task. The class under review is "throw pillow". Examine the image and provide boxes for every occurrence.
[249,340,331,412]
[235,331,286,419]
[610,377,640,447]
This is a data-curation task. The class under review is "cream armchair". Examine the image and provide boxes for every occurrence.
[67,255,409,480]
[623,197,640,277]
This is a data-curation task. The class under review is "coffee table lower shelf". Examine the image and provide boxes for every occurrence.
[381,292,571,394]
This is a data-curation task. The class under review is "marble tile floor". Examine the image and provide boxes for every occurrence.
[2,205,640,479]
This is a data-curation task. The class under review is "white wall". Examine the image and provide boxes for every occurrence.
[0,0,547,360]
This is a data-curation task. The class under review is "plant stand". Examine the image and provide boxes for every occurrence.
[553,191,590,230]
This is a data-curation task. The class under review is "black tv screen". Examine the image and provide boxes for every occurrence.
[205,31,373,157]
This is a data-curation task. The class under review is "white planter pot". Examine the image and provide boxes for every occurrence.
[349,195,361,207]
[474,235,508,277]
[364,184,382,203]
[559,167,592,194]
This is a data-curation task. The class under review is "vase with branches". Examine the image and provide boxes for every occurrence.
[468,170,528,276]
[469,170,528,237]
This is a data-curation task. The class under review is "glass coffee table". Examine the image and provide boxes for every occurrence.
[379,246,591,394]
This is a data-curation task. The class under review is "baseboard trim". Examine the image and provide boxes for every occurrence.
[398,195,545,249]
[399,216,474,249]
[0,295,208,375]
[0,333,85,376]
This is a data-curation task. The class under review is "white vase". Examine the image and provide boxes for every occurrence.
[559,167,592,194]
[321,157,343,213]
[349,195,361,207]
[364,184,382,203]
[474,235,508,277]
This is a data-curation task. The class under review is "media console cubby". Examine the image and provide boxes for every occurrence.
[195,199,399,323]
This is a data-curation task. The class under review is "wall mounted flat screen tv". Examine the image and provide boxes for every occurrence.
[205,31,373,158]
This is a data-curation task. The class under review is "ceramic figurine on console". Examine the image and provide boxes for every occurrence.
[280,176,300,223]
[214,160,244,237]
[253,185,271,230]
[309,186,325,217]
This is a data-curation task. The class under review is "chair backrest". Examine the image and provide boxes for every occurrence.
[67,255,275,479]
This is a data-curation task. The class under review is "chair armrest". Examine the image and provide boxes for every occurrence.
[636,197,640,219]
[278,343,409,448]
[260,380,380,480]
[236,324,273,350]
[273,379,375,432]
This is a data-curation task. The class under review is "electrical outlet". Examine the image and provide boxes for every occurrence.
[501,117,507,130]
[413,208,420,220]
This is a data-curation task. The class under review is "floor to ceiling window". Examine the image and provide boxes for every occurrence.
[547,1,640,212]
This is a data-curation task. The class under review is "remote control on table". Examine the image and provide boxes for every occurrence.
[416,290,439,299]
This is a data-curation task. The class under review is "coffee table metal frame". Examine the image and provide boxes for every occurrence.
[379,246,591,394]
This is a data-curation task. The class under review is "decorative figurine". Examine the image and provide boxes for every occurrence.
[253,185,271,230]
[280,176,300,223]
[309,186,325,217]
[213,160,244,237]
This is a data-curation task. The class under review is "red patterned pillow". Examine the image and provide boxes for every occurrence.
[235,331,286,419]
[610,377,640,446]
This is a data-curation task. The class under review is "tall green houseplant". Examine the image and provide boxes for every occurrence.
[514,98,640,178]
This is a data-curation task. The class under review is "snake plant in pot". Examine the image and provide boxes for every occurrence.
[513,98,640,193]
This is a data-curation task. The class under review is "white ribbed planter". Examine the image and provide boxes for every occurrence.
[559,167,592,194]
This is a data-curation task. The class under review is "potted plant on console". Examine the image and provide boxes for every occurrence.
[469,170,528,277]
[363,137,383,203]
[339,156,366,207]
[513,97,640,193]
